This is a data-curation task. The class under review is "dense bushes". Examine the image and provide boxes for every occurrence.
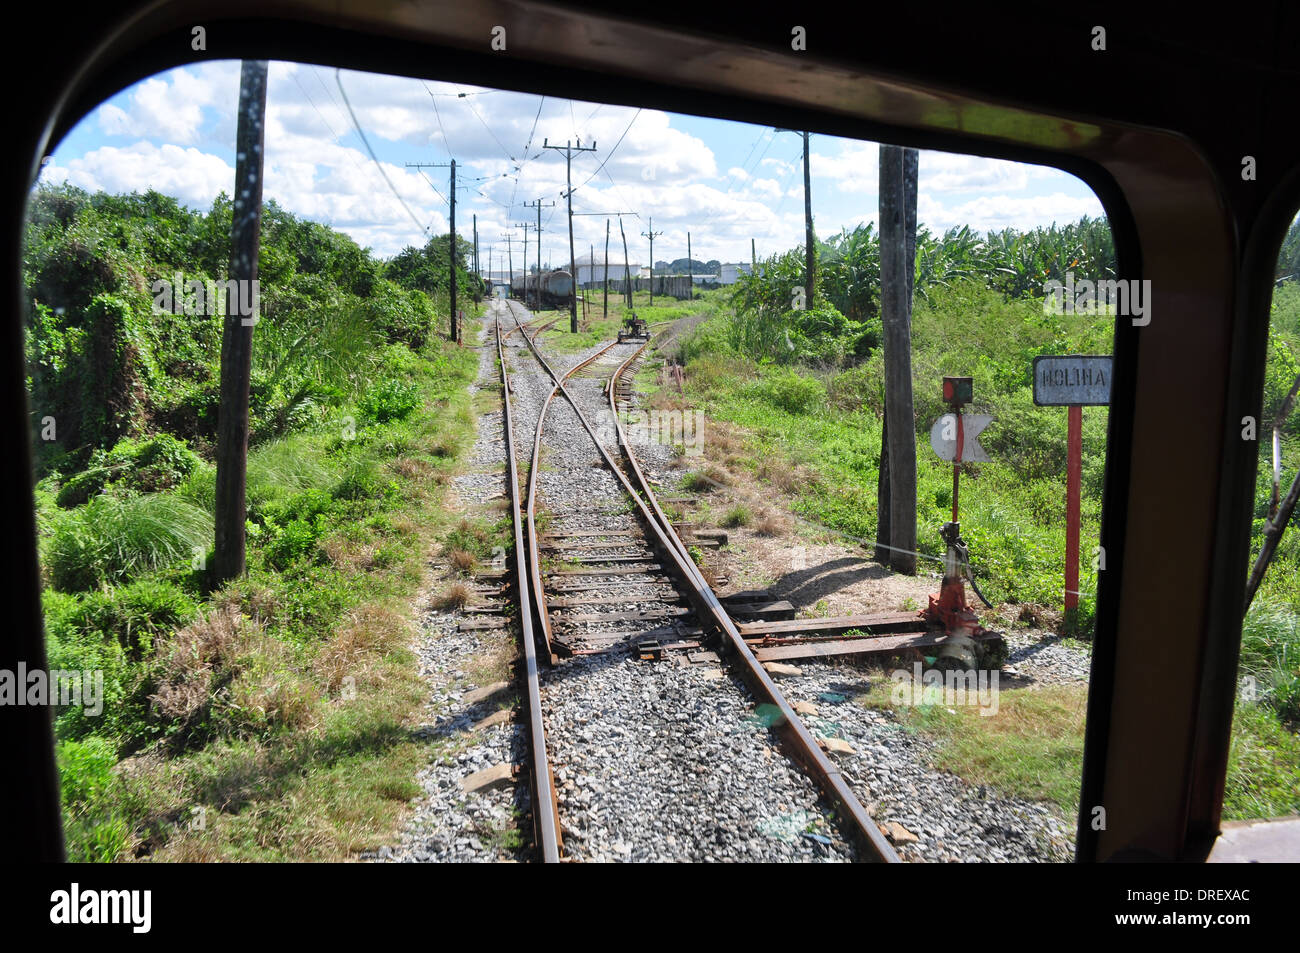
[748,368,826,414]
[359,377,421,423]
[45,494,212,592]
[56,433,200,507]
[24,184,479,470]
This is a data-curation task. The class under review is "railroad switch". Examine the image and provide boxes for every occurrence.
[922,522,1007,670]
[925,521,981,636]
[922,378,1006,670]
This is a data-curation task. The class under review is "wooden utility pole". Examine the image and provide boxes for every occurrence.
[687,232,694,300]
[542,138,597,332]
[214,60,268,585]
[875,149,918,567]
[803,131,816,307]
[642,217,663,305]
[523,198,554,311]
[448,159,457,341]
[877,143,919,575]
[752,238,757,272]
[603,218,610,319]
[587,242,595,326]
[407,159,457,340]
[619,214,633,307]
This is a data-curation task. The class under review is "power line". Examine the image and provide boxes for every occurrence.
[509,95,547,215]
[291,71,372,187]
[573,108,640,191]
[457,84,518,164]
[335,70,429,237]
[423,82,454,157]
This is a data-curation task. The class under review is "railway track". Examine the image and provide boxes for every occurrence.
[493,298,899,863]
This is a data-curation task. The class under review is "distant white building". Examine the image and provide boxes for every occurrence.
[570,253,642,285]
[719,262,753,285]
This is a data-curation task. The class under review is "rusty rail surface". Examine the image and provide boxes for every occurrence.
[513,309,900,863]
[605,334,901,863]
[515,309,624,662]
[493,314,561,863]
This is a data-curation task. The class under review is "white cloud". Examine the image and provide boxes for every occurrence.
[42,142,234,209]
[49,62,1105,263]
[918,191,1104,233]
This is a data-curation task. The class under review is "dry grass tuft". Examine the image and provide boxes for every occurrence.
[314,604,408,694]
[321,536,379,572]
[389,456,433,480]
[432,434,460,458]
[647,390,687,411]
[436,582,473,611]
[151,605,248,723]
[755,511,789,536]
[704,464,731,486]
[448,548,478,574]
[757,458,801,493]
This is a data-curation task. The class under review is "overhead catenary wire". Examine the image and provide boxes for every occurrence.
[457,84,519,165]
[573,108,640,192]
[335,70,430,237]
[424,82,455,157]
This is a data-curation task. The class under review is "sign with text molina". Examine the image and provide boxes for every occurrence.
[1032,354,1113,406]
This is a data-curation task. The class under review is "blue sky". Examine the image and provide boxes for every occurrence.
[40,61,1105,267]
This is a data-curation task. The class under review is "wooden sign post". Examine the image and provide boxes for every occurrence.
[1032,355,1112,612]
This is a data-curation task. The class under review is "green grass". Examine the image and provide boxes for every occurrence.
[859,679,1300,824]
[48,336,480,861]
[1239,599,1300,724]
[44,493,213,592]
[722,504,752,527]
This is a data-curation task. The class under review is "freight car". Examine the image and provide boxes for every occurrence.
[511,269,573,309]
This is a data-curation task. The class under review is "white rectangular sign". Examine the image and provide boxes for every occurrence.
[1032,355,1112,406]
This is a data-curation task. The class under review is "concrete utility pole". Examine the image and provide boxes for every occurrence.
[877,143,919,575]
[604,218,610,319]
[542,137,597,331]
[514,222,530,303]
[523,197,555,311]
[214,59,268,586]
[509,223,525,286]
[407,159,458,340]
[642,217,663,305]
[501,233,514,292]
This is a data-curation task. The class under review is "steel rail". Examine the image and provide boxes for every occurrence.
[514,304,624,661]
[513,304,898,862]
[603,334,902,864]
[493,313,562,863]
